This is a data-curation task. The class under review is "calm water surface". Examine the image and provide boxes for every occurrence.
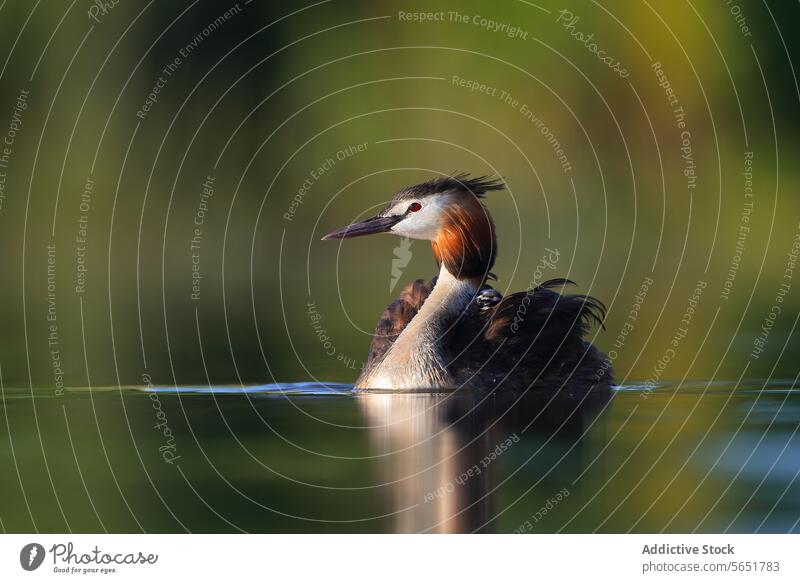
[1,381,798,533]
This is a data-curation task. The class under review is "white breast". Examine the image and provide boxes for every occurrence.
[355,266,477,390]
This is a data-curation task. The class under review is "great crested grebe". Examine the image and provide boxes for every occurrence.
[323,174,612,392]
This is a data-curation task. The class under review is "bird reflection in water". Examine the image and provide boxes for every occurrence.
[359,382,612,533]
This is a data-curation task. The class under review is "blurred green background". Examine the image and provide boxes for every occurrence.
[0,0,798,388]
[0,0,799,533]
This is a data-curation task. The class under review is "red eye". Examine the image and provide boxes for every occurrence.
[408,202,422,212]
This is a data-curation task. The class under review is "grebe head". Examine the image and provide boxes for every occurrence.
[323,174,504,280]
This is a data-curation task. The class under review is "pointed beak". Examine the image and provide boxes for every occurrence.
[321,214,403,240]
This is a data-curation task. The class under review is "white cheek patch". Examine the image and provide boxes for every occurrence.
[389,195,451,240]
[384,201,411,216]
[392,214,440,239]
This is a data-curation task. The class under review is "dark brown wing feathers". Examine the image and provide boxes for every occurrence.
[485,279,606,342]
[363,278,431,367]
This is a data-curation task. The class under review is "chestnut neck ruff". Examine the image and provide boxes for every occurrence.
[430,196,497,283]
